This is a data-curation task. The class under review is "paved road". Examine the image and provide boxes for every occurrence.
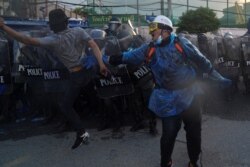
[0,81,250,167]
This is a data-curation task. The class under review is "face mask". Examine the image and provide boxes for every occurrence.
[154,35,163,45]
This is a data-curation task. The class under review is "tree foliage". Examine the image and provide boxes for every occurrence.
[176,7,220,34]
[74,5,112,16]
[73,7,97,16]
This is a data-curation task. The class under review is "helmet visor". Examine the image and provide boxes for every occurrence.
[149,22,173,34]
[149,22,159,34]
[109,23,119,32]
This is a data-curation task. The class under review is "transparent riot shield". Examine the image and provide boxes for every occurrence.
[179,33,199,48]
[89,29,107,56]
[198,33,211,59]
[116,23,136,39]
[0,32,12,95]
[220,36,241,79]
[105,22,144,54]
[213,36,226,69]
[241,36,250,74]
[206,34,218,65]
[240,35,250,93]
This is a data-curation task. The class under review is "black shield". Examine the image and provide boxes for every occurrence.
[0,33,12,95]
[95,65,134,98]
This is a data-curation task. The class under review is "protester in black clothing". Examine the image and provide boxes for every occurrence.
[0,9,108,149]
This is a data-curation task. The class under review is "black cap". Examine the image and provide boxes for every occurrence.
[49,9,68,25]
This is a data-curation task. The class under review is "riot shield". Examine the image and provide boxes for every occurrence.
[129,64,154,89]
[179,33,199,48]
[94,64,134,99]
[213,36,226,69]
[13,30,69,93]
[198,33,211,59]
[105,34,145,55]
[117,30,154,90]
[89,29,107,55]
[12,31,43,83]
[219,36,241,79]
[94,27,153,98]
[104,36,121,56]
[240,35,250,92]
[88,29,134,98]
[241,36,250,74]
[105,23,145,54]
[0,32,12,95]
[213,35,241,79]
[116,23,136,39]
[208,35,219,67]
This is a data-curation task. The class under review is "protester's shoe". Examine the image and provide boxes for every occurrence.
[188,162,199,167]
[166,160,173,167]
[71,131,89,149]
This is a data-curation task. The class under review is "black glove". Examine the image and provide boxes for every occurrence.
[109,54,123,66]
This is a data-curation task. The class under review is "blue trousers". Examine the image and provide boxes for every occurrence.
[160,96,202,167]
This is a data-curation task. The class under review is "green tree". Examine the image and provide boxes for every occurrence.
[73,7,97,16]
[74,5,112,16]
[176,7,220,34]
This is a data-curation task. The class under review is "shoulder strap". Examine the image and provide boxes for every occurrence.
[145,43,156,64]
[145,38,187,64]
[174,37,187,60]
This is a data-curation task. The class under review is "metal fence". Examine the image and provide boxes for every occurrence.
[0,0,249,27]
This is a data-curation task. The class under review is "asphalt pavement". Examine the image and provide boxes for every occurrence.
[0,80,250,167]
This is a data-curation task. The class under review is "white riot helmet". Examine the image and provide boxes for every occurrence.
[149,15,173,34]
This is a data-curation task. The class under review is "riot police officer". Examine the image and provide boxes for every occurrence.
[105,17,122,37]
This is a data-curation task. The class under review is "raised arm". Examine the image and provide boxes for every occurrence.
[0,17,40,46]
[88,39,108,76]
